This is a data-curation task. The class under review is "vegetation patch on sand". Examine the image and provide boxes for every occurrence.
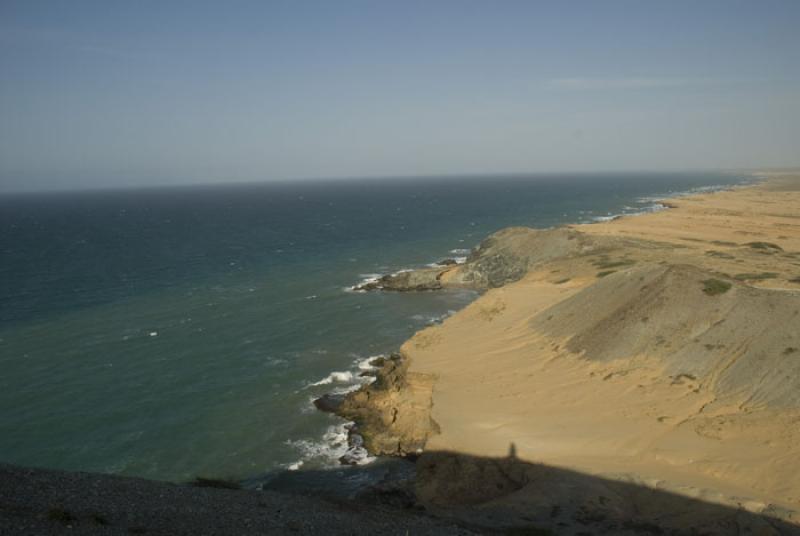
[592,258,636,270]
[733,272,779,281]
[746,241,784,252]
[702,278,732,295]
[705,250,736,259]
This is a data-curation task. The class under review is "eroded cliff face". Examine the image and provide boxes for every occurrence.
[452,226,596,288]
[337,354,439,456]
[321,178,800,533]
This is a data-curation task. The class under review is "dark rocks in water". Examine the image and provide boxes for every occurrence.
[356,227,608,292]
[338,432,369,466]
[369,356,386,368]
[313,393,345,413]
[355,267,447,292]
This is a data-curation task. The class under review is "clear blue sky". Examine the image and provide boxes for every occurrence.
[1,1,799,191]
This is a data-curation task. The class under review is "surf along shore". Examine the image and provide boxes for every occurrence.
[330,171,800,533]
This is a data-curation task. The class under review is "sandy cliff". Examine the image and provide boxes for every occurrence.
[341,173,800,533]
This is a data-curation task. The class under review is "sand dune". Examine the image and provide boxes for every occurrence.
[346,173,800,531]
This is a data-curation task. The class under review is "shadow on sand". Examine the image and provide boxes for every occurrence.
[263,445,800,535]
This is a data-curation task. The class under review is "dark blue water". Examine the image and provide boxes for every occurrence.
[0,172,747,481]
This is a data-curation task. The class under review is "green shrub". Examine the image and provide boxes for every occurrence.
[733,272,778,281]
[746,241,783,252]
[705,250,735,259]
[702,279,732,295]
[593,259,636,269]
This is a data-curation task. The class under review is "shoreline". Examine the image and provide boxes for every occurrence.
[309,172,762,468]
[4,172,800,534]
[326,171,800,532]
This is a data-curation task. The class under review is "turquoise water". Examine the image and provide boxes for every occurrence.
[0,173,748,482]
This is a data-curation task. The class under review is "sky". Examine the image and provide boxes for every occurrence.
[1,1,799,192]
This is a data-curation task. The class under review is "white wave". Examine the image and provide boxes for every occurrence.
[300,395,319,414]
[356,354,384,371]
[450,248,471,255]
[344,273,382,292]
[345,268,416,292]
[285,422,374,470]
[284,423,349,467]
[309,371,355,386]
[411,310,456,325]
[592,179,749,225]
[592,214,621,222]
[635,181,744,206]
[592,200,672,223]
[306,354,384,391]
[330,381,372,395]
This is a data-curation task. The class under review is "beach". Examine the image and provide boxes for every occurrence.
[338,171,800,532]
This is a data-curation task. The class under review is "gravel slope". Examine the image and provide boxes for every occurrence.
[0,464,478,535]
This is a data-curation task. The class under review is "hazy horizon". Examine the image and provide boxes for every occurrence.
[0,168,767,196]
[2,1,799,192]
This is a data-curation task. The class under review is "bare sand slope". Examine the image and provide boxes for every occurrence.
[577,175,800,289]
[398,174,800,525]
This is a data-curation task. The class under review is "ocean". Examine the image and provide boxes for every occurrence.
[0,172,749,483]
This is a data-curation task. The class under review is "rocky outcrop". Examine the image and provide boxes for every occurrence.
[452,226,598,288]
[336,354,439,456]
[355,267,447,292]
[356,227,603,292]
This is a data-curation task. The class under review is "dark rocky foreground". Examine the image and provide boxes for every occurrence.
[5,455,800,536]
[0,464,477,535]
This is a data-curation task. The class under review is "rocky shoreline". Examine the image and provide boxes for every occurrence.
[309,176,800,534]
